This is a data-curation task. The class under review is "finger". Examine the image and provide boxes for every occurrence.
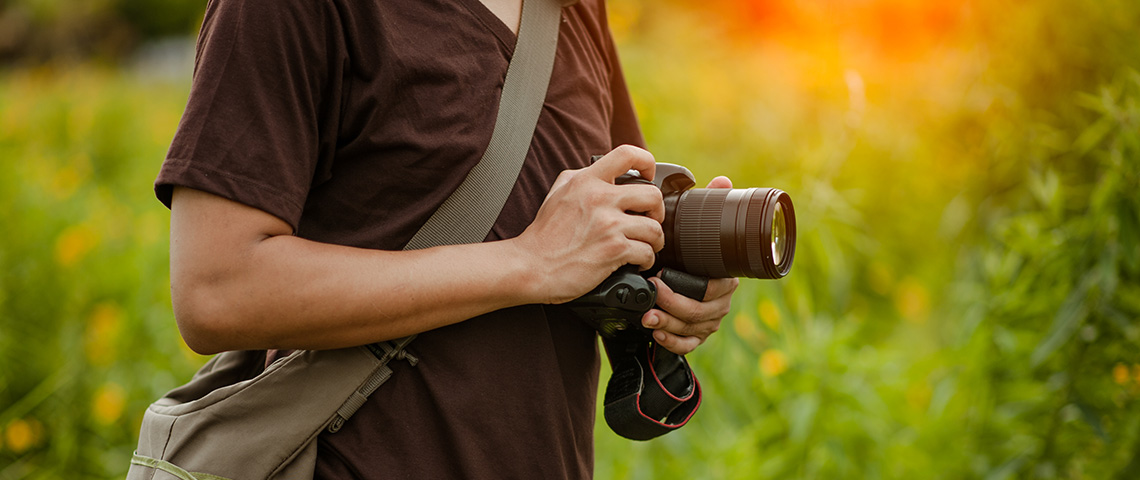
[703,277,739,302]
[642,308,721,339]
[605,217,661,270]
[648,277,702,321]
[705,176,733,189]
[619,215,665,253]
[650,329,703,356]
[627,240,658,272]
[586,145,656,183]
[614,184,665,223]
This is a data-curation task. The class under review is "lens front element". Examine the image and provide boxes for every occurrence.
[772,203,786,266]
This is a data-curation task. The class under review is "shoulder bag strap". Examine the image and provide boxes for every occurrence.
[405,0,567,251]
[330,0,571,432]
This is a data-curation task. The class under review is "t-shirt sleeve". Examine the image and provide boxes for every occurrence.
[156,0,338,230]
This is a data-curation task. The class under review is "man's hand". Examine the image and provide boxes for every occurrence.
[640,176,739,355]
[513,145,666,304]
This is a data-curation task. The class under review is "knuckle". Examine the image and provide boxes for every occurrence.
[599,239,625,259]
[613,144,639,157]
[678,321,699,337]
[553,170,579,190]
[641,242,656,261]
[684,303,705,322]
[707,320,722,335]
[598,213,622,232]
[648,185,664,202]
[566,171,590,189]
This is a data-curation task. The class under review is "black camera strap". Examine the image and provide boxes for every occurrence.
[602,338,702,440]
[573,267,707,440]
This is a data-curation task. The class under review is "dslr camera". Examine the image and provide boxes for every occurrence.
[566,162,796,440]
[568,162,796,337]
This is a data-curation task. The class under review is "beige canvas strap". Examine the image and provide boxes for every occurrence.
[328,0,570,430]
[404,0,566,251]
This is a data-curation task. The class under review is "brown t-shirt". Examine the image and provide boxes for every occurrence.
[155,0,644,477]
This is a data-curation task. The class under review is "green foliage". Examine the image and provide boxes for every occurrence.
[0,0,202,62]
[1,0,1138,478]
[0,68,207,478]
[593,0,1140,478]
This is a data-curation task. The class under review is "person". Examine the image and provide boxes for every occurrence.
[155,0,738,477]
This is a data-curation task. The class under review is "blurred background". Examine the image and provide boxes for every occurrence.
[0,0,1137,478]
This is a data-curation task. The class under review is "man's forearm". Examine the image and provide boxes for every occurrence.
[171,187,543,354]
[170,147,676,355]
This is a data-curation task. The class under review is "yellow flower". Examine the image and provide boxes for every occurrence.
[4,418,42,454]
[85,302,123,366]
[758,299,781,331]
[93,382,127,426]
[759,349,789,377]
[1113,363,1131,385]
[894,277,930,323]
[54,224,99,267]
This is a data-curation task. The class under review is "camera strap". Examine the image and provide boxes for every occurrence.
[602,338,702,440]
[574,267,707,440]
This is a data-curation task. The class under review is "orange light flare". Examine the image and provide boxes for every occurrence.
[722,0,979,143]
[721,0,975,102]
[736,0,966,60]
[700,0,984,211]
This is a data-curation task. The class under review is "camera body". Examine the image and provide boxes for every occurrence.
[568,163,796,339]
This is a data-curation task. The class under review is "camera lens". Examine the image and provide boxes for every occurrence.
[660,187,796,279]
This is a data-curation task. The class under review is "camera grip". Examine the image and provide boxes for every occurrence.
[564,265,655,339]
[658,268,709,301]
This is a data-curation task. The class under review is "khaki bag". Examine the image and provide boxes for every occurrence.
[127,0,569,477]
[128,344,414,480]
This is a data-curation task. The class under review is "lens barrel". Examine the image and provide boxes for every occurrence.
[659,188,796,279]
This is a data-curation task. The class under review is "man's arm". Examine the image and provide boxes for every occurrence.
[170,146,666,354]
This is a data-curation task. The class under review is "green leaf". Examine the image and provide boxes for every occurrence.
[1073,114,1116,156]
[1030,277,1092,367]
